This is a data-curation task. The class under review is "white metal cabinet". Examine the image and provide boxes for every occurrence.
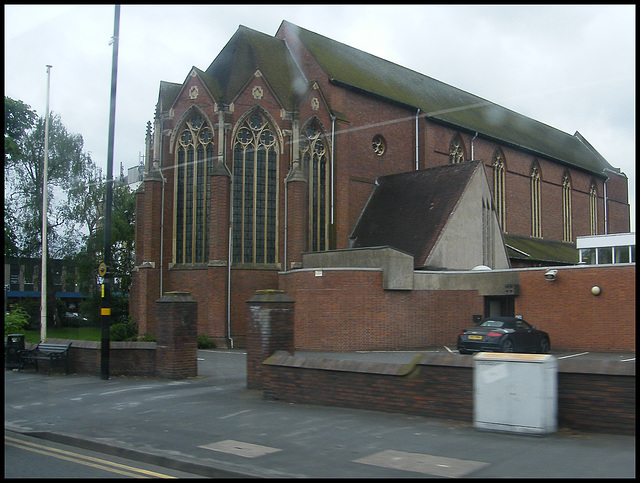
[474,352,557,434]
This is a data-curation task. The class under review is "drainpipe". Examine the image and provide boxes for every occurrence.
[471,131,478,160]
[157,160,166,299]
[219,107,233,349]
[155,116,166,299]
[415,108,420,170]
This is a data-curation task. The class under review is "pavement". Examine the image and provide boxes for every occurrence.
[4,349,636,478]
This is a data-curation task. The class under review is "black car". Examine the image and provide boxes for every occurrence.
[457,316,550,355]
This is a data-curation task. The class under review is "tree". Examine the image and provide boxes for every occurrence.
[4,96,137,326]
[5,96,97,326]
[4,97,37,257]
[4,96,37,168]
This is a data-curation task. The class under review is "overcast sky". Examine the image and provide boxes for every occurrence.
[4,4,635,230]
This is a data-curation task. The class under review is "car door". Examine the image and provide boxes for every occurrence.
[514,319,539,352]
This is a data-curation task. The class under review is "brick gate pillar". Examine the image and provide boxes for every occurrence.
[155,291,198,379]
[246,289,295,389]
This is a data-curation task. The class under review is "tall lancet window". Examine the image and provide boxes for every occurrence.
[589,181,598,235]
[174,113,214,264]
[232,110,278,265]
[492,148,506,230]
[530,163,542,238]
[449,135,465,164]
[300,119,329,252]
[562,173,572,242]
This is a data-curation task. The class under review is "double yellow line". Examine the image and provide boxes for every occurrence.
[5,434,177,478]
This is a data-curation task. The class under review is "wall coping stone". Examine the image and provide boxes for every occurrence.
[263,351,634,376]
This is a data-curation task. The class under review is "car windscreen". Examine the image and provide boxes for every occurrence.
[479,320,506,328]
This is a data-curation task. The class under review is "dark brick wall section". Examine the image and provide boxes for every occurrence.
[33,339,156,377]
[246,290,295,389]
[155,291,198,379]
[262,352,635,435]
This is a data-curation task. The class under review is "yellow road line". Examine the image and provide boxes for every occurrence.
[5,435,177,479]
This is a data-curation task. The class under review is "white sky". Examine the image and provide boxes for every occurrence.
[4,4,635,230]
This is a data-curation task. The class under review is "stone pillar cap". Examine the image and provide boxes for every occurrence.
[157,291,196,303]
[247,289,294,303]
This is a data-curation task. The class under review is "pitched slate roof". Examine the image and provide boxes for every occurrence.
[158,21,613,177]
[350,162,480,267]
[204,25,307,109]
[282,21,614,176]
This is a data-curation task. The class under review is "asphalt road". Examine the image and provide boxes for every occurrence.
[4,349,636,478]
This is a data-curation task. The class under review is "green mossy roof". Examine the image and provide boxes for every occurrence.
[504,234,578,264]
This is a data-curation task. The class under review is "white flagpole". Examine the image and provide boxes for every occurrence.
[40,64,52,342]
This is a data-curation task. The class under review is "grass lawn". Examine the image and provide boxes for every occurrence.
[22,326,102,344]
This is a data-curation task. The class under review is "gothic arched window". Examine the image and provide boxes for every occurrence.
[562,173,572,242]
[232,110,278,265]
[492,148,506,230]
[530,163,542,238]
[449,135,466,164]
[589,180,598,235]
[174,113,214,264]
[300,119,329,252]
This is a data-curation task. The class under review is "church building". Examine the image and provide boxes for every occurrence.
[130,20,630,347]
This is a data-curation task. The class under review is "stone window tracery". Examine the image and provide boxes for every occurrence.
[530,164,542,238]
[449,135,465,164]
[589,181,598,235]
[493,149,506,230]
[301,120,329,251]
[174,113,214,264]
[232,110,278,265]
[562,173,572,242]
[372,135,386,156]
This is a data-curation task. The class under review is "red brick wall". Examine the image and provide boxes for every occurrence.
[280,269,484,351]
[280,264,635,353]
[516,265,635,352]
[260,352,634,435]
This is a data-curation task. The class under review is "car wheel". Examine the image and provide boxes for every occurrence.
[458,349,471,355]
[539,338,550,354]
[501,339,514,353]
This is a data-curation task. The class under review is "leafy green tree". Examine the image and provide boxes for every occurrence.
[4,97,37,167]
[4,96,136,326]
[5,96,96,327]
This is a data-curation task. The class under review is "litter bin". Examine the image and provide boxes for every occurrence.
[5,334,25,369]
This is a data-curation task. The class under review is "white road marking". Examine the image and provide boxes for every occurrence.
[557,352,589,359]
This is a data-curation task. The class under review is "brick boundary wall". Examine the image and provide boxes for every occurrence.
[261,352,635,435]
[20,339,157,377]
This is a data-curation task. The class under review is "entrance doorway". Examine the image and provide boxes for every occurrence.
[484,296,515,318]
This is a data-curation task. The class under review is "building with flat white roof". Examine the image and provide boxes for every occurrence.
[576,232,635,265]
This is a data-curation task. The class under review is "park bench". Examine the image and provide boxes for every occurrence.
[18,342,72,375]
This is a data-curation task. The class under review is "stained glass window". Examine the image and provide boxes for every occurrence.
[300,120,329,252]
[530,164,541,238]
[562,173,572,242]
[232,111,278,264]
[493,149,506,230]
[174,113,214,264]
[589,181,598,235]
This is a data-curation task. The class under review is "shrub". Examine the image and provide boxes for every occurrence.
[5,305,29,336]
[110,319,138,341]
[197,334,216,349]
